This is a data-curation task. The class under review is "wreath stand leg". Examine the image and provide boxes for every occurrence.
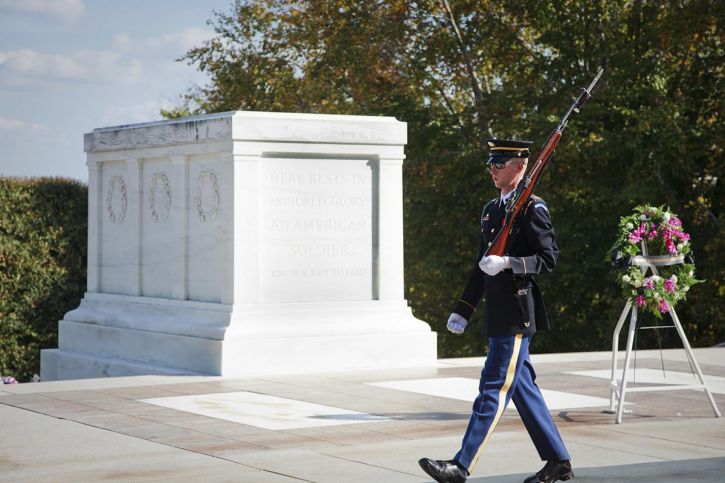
[606,300,632,416]
[605,299,639,423]
[606,259,721,423]
[667,305,722,418]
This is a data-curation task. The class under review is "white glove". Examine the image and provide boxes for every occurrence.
[447,313,468,334]
[479,255,511,276]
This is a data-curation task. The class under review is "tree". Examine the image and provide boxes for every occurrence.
[0,178,87,381]
[166,0,724,355]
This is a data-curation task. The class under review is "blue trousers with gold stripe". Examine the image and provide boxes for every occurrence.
[455,334,570,471]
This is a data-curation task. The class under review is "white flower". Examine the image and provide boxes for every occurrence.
[639,214,647,221]
[651,275,661,282]
[662,212,671,222]
[677,243,684,250]
[670,274,678,283]
[689,270,694,277]
[683,286,689,292]
[633,280,642,288]
[625,222,634,229]
[622,275,631,283]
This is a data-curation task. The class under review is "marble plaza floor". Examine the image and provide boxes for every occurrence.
[2,348,724,482]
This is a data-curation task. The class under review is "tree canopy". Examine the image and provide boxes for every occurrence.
[165,0,724,355]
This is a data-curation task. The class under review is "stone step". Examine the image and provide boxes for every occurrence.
[56,320,222,374]
[39,348,200,381]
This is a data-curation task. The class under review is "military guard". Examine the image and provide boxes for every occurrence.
[419,139,574,483]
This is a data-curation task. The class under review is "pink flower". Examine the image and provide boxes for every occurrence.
[658,298,670,313]
[636,295,646,307]
[628,223,649,243]
[643,277,654,289]
[665,239,677,254]
[664,279,676,293]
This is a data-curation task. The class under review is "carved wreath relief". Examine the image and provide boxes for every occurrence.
[106,176,127,223]
[149,173,171,223]
[195,169,220,223]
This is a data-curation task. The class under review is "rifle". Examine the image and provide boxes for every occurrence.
[485,69,604,257]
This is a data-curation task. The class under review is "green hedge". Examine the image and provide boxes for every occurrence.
[0,177,87,382]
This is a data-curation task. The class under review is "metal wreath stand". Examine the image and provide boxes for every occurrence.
[606,241,722,423]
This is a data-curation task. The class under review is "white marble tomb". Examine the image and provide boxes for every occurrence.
[40,111,437,380]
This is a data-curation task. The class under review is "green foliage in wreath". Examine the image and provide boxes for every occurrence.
[611,205,702,318]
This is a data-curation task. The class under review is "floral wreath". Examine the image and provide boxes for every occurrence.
[610,205,701,318]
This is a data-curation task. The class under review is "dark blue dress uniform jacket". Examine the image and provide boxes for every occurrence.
[452,195,559,337]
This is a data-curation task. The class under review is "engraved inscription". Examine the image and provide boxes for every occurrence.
[106,175,127,224]
[271,267,367,279]
[268,219,366,233]
[260,158,373,302]
[149,172,171,223]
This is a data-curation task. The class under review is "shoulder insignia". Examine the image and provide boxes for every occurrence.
[524,195,548,215]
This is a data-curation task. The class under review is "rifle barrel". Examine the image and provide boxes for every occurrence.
[484,68,604,257]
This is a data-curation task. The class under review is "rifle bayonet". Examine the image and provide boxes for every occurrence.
[558,68,604,131]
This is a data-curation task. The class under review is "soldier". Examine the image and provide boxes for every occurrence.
[419,139,574,483]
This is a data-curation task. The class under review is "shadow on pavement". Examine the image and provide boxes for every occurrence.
[464,457,725,482]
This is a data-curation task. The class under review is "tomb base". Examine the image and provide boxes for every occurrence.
[42,293,436,380]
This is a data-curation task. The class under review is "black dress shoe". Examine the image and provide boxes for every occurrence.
[523,460,574,483]
[418,458,468,483]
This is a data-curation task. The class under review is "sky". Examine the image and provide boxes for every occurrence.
[0,0,231,182]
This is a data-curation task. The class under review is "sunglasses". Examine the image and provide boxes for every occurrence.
[487,159,515,171]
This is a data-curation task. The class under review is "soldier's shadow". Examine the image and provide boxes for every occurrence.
[313,411,469,421]
[380,411,470,421]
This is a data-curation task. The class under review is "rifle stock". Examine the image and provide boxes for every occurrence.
[483,69,603,258]
[485,130,561,257]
